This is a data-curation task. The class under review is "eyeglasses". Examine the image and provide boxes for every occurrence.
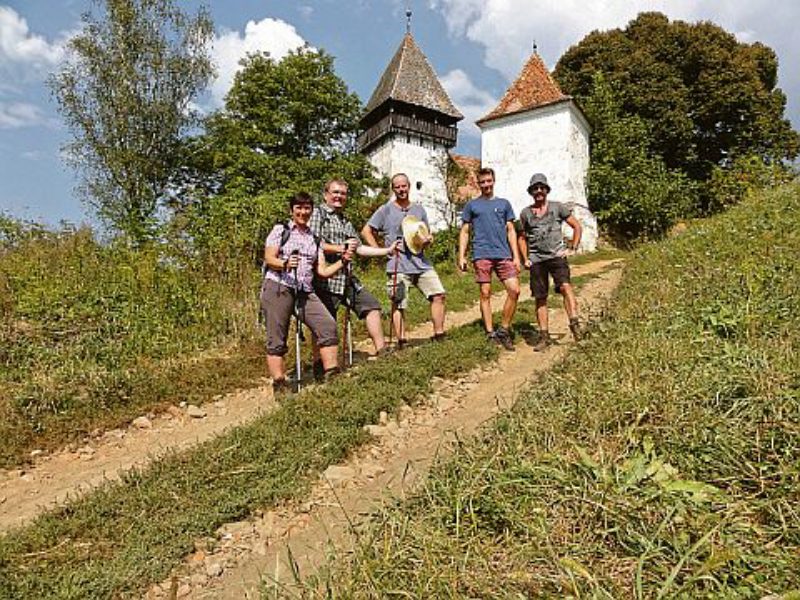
[530,184,548,192]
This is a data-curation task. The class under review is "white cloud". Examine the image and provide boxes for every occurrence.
[429,1,800,129]
[298,5,314,19]
[440,69,496,138]
[209,17,307,107]
[0,101,46,128]
[0,6,66,74]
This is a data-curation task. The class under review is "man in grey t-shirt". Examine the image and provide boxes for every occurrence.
[518,173,583,351]
[362,173,446,346]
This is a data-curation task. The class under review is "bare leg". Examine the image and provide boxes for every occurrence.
[319,345,339,371]
[560,283,579,320]
[479,283,493,332]
[430,294,446,336]
[500,277,521,329]
[392,308,406,342]
[266,355,286,381]
[364,309,386,353]
[535,297,549,332]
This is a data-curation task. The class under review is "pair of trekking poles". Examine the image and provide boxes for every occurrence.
[289,251,354,393]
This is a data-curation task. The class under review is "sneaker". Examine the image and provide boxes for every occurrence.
[431,332,447,342]
[397,338,409,350]
[533,331,552,352]
[569,318,582,341]
[494,326,515,351]
[312,360,325,382]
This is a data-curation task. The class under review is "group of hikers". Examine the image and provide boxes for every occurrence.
[260,168,583,396]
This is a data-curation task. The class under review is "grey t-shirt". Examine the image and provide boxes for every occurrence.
[518,201,573,263]
[367,200,432,274]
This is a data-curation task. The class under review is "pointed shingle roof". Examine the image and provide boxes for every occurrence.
[477,52,570,125]
[364,33,463,120]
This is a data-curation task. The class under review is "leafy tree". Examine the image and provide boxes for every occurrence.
[555,12,799,213]
[49,0,214,244]
[583,75,695,241]
[178,49,380,268]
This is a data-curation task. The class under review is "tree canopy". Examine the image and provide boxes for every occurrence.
[178,49,381,266]
[49,0,214,245]
[555,12,799,215]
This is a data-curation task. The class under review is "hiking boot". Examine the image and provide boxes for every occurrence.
[397,338,409,350]
[272,378,292,400]
[431,332,447,342]
[322,367,341,383]
[533,331,552,352]
[569,318,582,341]
[494,326,515,351]
[312,359,325,382]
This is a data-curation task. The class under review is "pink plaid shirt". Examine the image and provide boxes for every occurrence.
[263,222,321,292]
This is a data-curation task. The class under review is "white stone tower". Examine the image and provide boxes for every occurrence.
[358,30,463,230]
[477,52,597,251]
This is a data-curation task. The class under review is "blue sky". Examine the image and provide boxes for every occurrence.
[2,0,799,226]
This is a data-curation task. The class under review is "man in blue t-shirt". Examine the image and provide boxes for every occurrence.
[457,167,521,350]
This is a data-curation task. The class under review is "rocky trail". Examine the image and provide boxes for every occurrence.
[0,259,623,597]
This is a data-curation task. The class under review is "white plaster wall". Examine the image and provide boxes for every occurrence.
[366,134,452,231]
[480,101,597,251]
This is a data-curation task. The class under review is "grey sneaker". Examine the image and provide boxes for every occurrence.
[494,327,515,351]
[533,331,552,352]
[569,318,582,341]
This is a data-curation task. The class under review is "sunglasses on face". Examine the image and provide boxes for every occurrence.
[530,184,548,192]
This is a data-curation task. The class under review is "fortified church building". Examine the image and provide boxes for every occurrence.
[359,21,598,251]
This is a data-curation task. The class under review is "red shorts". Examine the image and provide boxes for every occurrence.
[473,258,517,284]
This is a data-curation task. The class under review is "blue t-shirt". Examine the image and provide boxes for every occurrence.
[367,201,432,274]
[461,196,516,260]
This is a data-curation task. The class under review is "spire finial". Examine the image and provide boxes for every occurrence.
[532,40,538,54]
[405,2,412,33]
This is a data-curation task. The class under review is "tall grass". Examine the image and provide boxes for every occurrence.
[319,183,800,597]
[0,223,263,466]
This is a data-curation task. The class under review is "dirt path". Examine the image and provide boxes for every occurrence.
[0,259,623,534]
[142,262,624,599]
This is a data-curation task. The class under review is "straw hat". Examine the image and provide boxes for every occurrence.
[401,215,430,255]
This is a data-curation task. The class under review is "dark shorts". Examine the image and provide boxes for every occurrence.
[473,258,517,284]
[317,285,382,320]
[530,256,571,299]
[260,279,338,356]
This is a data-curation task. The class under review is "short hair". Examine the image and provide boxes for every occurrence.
[289,191,314,208]
[477,167,495,179]
[391,173,409,188]
[324,178,348,193]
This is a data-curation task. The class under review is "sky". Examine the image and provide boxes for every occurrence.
[1,0,798,226]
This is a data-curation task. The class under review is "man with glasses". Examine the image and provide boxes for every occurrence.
[518,173,583,351]
[309,179,398,372]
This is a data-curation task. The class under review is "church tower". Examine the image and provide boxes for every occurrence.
[358,22,463,229]
[477,51,597,251]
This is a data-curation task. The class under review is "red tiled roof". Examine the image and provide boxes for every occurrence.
[450,153,481,202]
[477,52,569,124]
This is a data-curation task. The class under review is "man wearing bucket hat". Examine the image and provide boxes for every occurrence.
[518,173,583,351]
[362,173,447,346]
[458,166,521,350]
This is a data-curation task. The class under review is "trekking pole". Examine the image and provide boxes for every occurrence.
[343,260,354,368]
[388,236,402,348]
[290,250,303,393]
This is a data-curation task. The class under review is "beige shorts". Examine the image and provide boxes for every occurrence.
[386,269,446,310]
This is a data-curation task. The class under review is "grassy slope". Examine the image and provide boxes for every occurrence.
[320,184,800,598]
[2,226,557,467]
